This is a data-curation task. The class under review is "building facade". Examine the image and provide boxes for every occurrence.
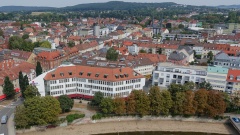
[152,63,207,87]
[31,65,146,98]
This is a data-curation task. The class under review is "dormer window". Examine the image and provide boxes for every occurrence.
[69,72,72,75]
[120,74,124,78]
[237,76,240,80]
[104,74,108,78]
[60,72,64,76]
[87,72,91,76]
[79,72,83,75]
[124,74,129,77]
[95,73,99,77]
[115,74,119,79]
[52,74,55,77]
[230,75,234,80]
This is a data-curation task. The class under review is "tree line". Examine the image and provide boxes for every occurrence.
[14,85,74,129]
[92,84,226,118]
[9,35,51,52]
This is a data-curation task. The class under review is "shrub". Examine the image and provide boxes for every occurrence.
[92,113,103,120]
[66,113,85,123]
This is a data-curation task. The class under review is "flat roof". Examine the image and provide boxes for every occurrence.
[158,62,207,71]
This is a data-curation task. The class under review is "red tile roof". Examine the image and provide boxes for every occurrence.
[227,69,240,82]
[37,51,61,61]
[44,66,144,81]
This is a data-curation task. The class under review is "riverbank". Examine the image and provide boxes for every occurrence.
[20,118,237,135]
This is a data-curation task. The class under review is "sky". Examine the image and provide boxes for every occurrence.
[0,0,239,7]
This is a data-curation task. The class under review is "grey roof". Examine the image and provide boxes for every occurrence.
[178,46,193,55]
[168,51,187,61]
[215,52,230,61]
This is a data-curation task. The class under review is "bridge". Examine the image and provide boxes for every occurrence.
[229,116,240,134]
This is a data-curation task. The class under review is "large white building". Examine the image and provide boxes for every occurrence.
[152,63,207,87]
[31,65,145,98]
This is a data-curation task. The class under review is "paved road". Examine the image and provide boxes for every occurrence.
[0,99,23,135]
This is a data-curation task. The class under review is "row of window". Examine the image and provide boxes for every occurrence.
[116,85,134,91]
[50,85,63,90]
[50,90,64,95]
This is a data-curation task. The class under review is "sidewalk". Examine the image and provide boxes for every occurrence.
[7,112,16,135]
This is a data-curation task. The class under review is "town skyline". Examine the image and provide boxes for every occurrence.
[0,0,239,8]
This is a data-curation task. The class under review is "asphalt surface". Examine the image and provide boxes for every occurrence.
[0,99,23,135]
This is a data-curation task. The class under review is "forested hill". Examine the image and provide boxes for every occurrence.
[63,1,178,11]
[0,2,178,12]
[216,5,240,9]
[0,6,55,12]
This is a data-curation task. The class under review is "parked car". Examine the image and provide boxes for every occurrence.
[232,117,240,123]
[1,115,8,124]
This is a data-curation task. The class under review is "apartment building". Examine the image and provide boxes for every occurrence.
[206,66,228,92]
[32,65,145,98]
[226,69,240,94]
[214,52,240,69]
[152,62,207,87]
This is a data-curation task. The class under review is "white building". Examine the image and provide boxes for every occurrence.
[152,63,207,88]
[193,45,204,55]
[128,44,139,55]
[31,65,145,98]
[206,66,228,92]
[100,28,110,37]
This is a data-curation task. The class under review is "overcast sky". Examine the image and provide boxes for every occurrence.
[0,0,239,7]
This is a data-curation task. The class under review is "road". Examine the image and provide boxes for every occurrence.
[0,99,23,135]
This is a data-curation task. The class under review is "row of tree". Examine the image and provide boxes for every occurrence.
[14,85,74,129]
[9,35,51,52]
[93,85,226,118]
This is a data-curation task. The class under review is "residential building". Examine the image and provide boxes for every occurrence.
[206,66,228,92]
[9,50,36,65]
[214,52,240,69]
[152,62,207,88]
[31,65,145,98]
[226,69,240,94]
[79,28,94,36]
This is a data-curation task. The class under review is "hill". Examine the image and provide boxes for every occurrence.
[0,6,55,12]
[63,1,178,11]
[216,5,240,9]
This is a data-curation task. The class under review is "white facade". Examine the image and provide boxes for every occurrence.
[193,46,204,55]
[128,44,139,55]
[100,28,110,37]
[152,63,207,88]
[33,65,146,98]
[134,64,154,76]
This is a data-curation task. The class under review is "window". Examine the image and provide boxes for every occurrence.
[52,74,55,77]
[60,72,64,76]
[95,73,99,77]
[104,74,108,78]
[69,72,72,75]
[87,72,91,76]
[79,72,83,75]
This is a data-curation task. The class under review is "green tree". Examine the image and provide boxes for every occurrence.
[19,71,24,96]
[133,90,150,117]
[40,41,51,48]
[178,24,184,29]
[172,92,185,115]
[22,34,29,40]
[68,41,75,48]
[36,61,42,76]
[168,84,187,98]
[113,97,126,115]
[24,96,61,126]
[139,49,147,53]
[9,36,23,49]
[91,91,104,106]
[22,75,30,96]
[106,47,118,61]
[149,86,163,115]
[24,85,40,99]
[207,51,213,63]
[58,95,74,113]
[0,29,4,38]
[14,105,29,130]
[198,81,212,90]
[100,97,114,114]
[161,90,173,115]
[3,76,15,99]
[184,82,195,90]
